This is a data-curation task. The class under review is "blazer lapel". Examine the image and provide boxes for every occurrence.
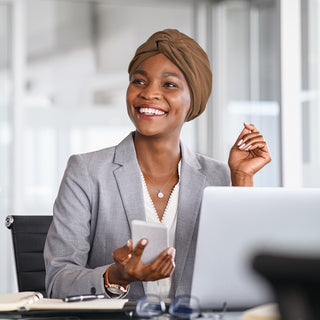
[113,133,146,228]
[112,132,146,297]
[171,142,206,295]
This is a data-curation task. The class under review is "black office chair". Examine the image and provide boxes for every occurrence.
[5,215,53,297]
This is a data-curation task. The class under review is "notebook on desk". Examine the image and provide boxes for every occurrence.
[0,291,130,315]
[191,187,320,310]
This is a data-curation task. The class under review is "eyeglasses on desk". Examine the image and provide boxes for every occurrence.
[133,294,227,319]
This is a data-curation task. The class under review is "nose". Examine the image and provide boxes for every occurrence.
[140,82,161,100]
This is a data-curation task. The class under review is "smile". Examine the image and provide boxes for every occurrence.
[138,107,166,116]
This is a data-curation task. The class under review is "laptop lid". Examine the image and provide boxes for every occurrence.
[191,187,320,310]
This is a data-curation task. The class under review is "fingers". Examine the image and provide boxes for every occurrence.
[114,239,176,282]
[166,247,176,260]
[147,247,176,280]
[235,122,253,143]
[236,123,266,151]
[130,238,148,263]
[243,122,259,132]
[237,134,266,151]
[159,259,175,278]
[127,239,133,251]
[158,248,176,277]
[116,238,146,276]
[161,248,176,276]
[113,240,133,265]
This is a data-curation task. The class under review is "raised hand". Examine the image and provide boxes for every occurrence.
[228,123,272,186]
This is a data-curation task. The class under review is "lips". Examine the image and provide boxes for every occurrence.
[136,105,167,116]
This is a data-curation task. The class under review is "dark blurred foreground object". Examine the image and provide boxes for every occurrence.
[253,252,320,320]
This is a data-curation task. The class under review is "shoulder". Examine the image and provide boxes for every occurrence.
[66,145,116,172]
[195,153,231,186]
[66,132,135,174]
[69,145,116,168]
[59,147,118,189]
[195,152,229,173]
[180,141,230,186]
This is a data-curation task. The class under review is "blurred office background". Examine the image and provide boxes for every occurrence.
[0,0,318,293]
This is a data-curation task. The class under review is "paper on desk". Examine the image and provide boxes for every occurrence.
[29,298,128,310]
[0,292,128,312]
[238,303,280,320]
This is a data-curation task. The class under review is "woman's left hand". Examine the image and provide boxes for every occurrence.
[228,123,272,186]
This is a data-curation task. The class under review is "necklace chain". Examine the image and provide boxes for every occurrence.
[139,165,178,198]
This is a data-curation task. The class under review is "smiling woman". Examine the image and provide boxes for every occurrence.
[128,29,212,122]
[127,54,191,140]
[44,29,271,300]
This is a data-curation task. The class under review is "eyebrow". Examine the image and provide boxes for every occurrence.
[161,72,181,79]
[132,70,182,79]
[133,70,147,76]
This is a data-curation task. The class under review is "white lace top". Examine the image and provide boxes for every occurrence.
[139,162,181,298]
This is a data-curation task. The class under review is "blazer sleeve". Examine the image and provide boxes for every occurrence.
[44,154,109,298]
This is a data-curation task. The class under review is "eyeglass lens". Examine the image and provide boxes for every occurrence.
[136,294,166,318]
[136,295,201,319]
[169,295,200,319]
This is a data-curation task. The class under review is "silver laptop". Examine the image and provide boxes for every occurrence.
[191,187,320,309]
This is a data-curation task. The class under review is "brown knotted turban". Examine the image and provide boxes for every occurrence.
[128,29,212,122]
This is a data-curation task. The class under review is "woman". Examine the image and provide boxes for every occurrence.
[44,29,271,299]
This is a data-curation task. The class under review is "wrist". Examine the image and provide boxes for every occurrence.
[231,171,254,186]
[104,264,131,289]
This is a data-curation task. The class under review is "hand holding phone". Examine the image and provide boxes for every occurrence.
[131,220,169,264]
[111,220,175,284]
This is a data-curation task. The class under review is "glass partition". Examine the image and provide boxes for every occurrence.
[0,1,13,294]
[301,0,320,187]
[211,0,280,186]
[23,0,195,214]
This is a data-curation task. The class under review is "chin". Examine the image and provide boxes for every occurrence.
[136,128,162,137]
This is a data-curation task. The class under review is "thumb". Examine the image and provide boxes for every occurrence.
[130,238,148,264]
[113,240,133,264]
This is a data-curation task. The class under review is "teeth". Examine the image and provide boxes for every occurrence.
[139,107,165,115]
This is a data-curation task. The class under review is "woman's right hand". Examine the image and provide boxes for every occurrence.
[105,239,176,287]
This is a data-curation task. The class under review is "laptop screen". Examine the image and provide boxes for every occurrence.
[191,187,320,309]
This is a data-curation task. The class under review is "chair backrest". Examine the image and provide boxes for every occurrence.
[5,215,53,297]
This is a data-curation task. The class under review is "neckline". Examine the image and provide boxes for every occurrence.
[140,161,181,223]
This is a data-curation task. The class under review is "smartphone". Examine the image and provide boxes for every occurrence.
[131,220,169,264]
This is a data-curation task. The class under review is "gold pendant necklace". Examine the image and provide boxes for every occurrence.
[140,166,177,198]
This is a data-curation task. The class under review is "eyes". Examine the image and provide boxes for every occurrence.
[165,82,178,88]
[131,78,178,89]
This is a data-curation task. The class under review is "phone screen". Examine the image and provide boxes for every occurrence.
[131,220,169,264]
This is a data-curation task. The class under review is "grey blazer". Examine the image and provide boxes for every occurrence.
[44,132,230,299]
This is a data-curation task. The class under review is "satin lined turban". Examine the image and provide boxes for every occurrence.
[128,29,212,122]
